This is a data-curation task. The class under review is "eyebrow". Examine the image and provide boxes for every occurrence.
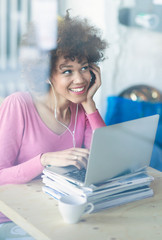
[59,64,73,70]
[59,61,88,70]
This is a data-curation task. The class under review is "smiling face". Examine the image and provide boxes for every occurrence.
[51,56,91,104]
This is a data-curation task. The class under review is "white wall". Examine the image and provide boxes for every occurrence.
[113,27,162,94]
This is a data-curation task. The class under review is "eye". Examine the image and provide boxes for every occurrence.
[62,70,72,74]
[81,66,89,71]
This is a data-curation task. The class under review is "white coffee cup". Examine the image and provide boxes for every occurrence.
[58,195,94,224]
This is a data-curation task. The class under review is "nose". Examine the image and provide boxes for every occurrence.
[73,72,84,84]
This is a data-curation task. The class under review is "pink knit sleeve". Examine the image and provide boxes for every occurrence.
[0,96,44,185]
[86,109,106,130]
[83,109,106,149]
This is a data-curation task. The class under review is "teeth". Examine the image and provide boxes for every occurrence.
[70,87,84,92]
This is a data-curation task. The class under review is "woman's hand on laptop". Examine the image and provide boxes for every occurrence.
[41,148,89,170]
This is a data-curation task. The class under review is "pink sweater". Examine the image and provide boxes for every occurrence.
[0,92,105,222]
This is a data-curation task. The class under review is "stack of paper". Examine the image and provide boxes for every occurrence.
[42,168,154,212]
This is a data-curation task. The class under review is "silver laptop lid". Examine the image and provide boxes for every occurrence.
[84,114,159,186]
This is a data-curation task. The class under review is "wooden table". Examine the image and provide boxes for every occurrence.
[0,168,162,240]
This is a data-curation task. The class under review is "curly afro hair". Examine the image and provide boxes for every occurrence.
[50,10,108,76]
[20,10,108,93]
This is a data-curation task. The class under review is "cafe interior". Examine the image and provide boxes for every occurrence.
[0,0,162,170]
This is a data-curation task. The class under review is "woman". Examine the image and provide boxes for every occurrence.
[0,11,107,237]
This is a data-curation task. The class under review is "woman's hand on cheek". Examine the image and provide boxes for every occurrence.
[81,64,101,114]
[88,64,101,98]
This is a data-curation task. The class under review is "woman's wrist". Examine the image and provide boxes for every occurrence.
[81,100,97,114]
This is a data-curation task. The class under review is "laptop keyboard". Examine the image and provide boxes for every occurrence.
[65,168,86,182]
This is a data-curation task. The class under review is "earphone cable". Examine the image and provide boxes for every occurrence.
[50,81,78,147]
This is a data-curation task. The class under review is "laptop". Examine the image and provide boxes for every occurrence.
[45,114,159,187]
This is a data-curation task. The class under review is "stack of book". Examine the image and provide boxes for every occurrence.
[42,167,154,212]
